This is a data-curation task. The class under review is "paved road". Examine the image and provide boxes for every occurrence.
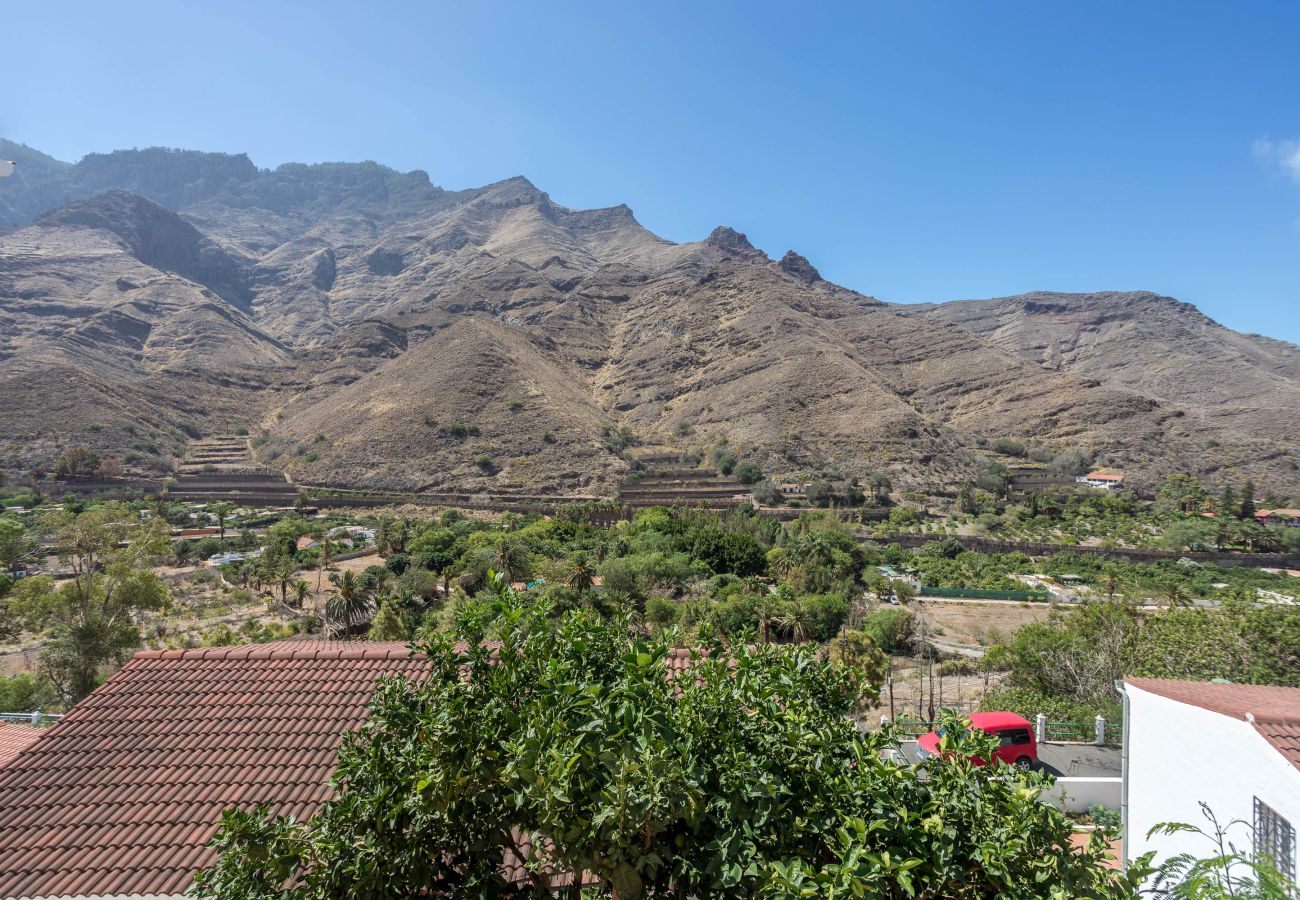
[895,740,1121,776]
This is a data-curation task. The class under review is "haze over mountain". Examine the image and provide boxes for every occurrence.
[2,140,1297,498]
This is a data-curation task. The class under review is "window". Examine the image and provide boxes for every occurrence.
[998,729,1033,747]
[1254,797,1296,883]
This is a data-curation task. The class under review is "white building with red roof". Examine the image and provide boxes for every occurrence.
[1120,678,1300,882]
[1076,470,1125,490]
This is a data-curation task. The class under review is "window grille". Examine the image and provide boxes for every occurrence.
[1254,797,1296,884]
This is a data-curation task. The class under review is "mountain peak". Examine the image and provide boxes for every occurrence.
[778,250,821,285]
[705,226,759,255]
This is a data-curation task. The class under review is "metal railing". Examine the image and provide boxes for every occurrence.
[0,710,63,727]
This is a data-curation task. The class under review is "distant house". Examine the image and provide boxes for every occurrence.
[1256,508,1300,528]
[1120,678,1300,883]
[1076,471,1125,490]
[779,483,808,497]
[296,534,321,551]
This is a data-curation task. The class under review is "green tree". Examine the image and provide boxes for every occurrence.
[325,570,372,636]
[1156,474,1208,516]
[734,461,763,485]
[564,551,595,594]
[0,516,33,576]
[1238,479,1256,520]
[211,502,236,543]
[367,599,409,641]
[291,579,312,610]
[194,592,1140,899]
[778,602,815,644]
[54,446,99,477]
[12,504,170,702]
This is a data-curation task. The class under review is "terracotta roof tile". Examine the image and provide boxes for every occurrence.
[1125,677,1300,769]
[0,641,427,900]
[0,724,46,769]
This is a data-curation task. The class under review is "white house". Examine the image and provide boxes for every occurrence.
[1120,678,1300,883]
[1076,471,1125,490]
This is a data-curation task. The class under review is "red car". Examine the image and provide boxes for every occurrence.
[915,712,1037,770]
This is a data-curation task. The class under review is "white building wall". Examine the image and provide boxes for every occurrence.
[1125,684,1300,870]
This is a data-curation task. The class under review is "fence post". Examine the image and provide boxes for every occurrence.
[1035,712,1047,745]
[1095,715,1106,747]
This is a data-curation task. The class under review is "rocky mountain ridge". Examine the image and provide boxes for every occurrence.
[1,140,1296,498]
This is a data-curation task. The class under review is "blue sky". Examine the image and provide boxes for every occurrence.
[4,0,1299,342]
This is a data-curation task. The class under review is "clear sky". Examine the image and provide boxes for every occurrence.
[4,0,1299,342]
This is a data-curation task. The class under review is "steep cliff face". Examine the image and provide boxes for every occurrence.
[2,144,1297,496]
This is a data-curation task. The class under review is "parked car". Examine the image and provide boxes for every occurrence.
[915,711,1037,770]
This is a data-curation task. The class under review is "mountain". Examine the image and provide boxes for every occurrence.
[902,291,1300,458]
[1,143,1297,498]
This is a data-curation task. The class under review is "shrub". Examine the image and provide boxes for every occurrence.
[303,453,319,463]
[474,454,494,470]
[233,426,249,436]
[506,399,524,411]
[645,596,680,628]
[861,608,914,655]
[442,423,480,439]
[177,421,202,439]
[991,437,1027,457]
[734,461,763,484]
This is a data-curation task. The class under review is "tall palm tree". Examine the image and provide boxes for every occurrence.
[317,529,333,591]
[565,552,595,594]
[778,603,814,644]
[755,599,781,644]
[292,579,312,610]
[211,502,236,544]
[326,570,373,636]
[492,539,532,584]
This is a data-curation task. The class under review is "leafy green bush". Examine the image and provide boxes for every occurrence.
[860,608,914,655]
[0,673,59,711]
[193,592,1142,899]
[991,437,1027,457]
[734,462,763,484]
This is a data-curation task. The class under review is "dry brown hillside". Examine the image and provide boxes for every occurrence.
[1,146,1297,496]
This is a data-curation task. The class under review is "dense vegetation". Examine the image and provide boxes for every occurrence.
[193,585,1146,899]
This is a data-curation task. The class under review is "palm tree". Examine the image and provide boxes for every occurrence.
[778,603,814,644]
[565,552,595,594]
[492,539,532,584]
[291,579,312,610]
[211,502,236,543]
[1157,579,1190,608]
[316,530,334,591]
[326,570,373,636]
[1100,567,1125,603]
[755,599,781,644]
[768,547,796,583]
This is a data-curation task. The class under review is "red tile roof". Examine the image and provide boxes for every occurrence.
[0,641,424,900]
[1126,678,1300,770]
[0,723,46,770]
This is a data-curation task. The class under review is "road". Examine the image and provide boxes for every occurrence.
[895,740,1121,776]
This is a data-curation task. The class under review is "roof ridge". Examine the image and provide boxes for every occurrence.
[131,641,415,662]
